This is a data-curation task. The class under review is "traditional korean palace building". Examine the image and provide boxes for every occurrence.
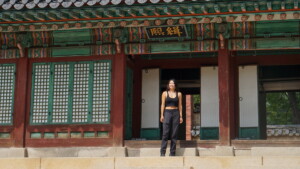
[0,0,300,148]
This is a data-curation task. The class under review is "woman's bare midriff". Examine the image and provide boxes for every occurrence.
[165,106,178,109]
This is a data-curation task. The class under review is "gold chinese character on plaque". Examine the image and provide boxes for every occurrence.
[150,28,165,36]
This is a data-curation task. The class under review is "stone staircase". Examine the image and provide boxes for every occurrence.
[1,147,300,169]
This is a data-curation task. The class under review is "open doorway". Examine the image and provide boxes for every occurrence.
[160,68,200,140]
[259,65,300,140]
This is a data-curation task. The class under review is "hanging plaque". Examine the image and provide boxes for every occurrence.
[145,25,188,39]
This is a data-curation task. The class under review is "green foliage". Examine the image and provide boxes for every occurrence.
[193,95,200,105]
[193,95,200,113]
[266,92,300,125]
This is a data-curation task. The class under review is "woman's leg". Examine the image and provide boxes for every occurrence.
[170,109,180,156]
[160,110,171,156]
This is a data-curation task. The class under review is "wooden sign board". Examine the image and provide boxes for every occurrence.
[145,25,188,39]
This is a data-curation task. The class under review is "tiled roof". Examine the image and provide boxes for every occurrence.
[0,0,196,10]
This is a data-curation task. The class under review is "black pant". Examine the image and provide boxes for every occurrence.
[160,109,180,155]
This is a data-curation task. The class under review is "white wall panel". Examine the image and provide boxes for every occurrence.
[201,67,219,127]
[141,68,160,128]
[239,65,259,127]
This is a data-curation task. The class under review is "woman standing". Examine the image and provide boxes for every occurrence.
[160,79,183,156]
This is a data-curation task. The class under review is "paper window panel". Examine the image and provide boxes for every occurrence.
[72,63,90,123]
[52,64,70,123]
[0,64,15,125]
[92,62,110,123]
[31,64,50,124]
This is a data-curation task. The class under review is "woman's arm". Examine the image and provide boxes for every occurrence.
[160,91,166,123]
[178,92,183,124]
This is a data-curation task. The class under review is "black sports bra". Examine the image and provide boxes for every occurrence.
[165,91,179,107]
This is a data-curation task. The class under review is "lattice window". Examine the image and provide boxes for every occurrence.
[52,64,70,124]
[0,64,15,125]
[72,63,90,123]
[92,62,110,123]
[30,61,111,125]
[31,64,51,124]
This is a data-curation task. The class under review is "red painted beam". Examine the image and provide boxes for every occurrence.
[136,56,218,69]
[13,57,29,147]
[236,54,300,66]
[111,46,126,146]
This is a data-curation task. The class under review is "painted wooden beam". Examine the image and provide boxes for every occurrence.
[267,1,272,10]
[281,1,286,10]
[200,5,208,14]
[138,8,148,16]
[240,3,246,12]
[146,6,160,16]
[91,10,102,18]
[126,8,136,17]
[214,4,220,13]
[175,6,184,15]
[57,12,68,20]
[188,6,195,14]
[12,13,24,21]
[104,10,113,18]
[45,11,57,20]
[227,4,233,13]
[0,13,12,22]
[115,9,125,17]
[294,0,299,9]
[23,13,35,21]
[163,6,172,15]
[80,11,91,19]
[32,13,46,21]
[68,11,80,19]
[254,2,259,11]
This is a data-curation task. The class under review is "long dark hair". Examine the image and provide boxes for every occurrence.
[166,79,178,92]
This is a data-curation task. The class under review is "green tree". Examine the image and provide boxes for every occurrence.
[266,92,300,125]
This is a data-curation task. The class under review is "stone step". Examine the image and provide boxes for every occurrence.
[251,147,300,156]
[131,167,190,169]
[26,147,126,157]
[0,156,300,169]
[0,148,25,158]
[115,157,184,169]
[2,147,300,158]
[139,148,197,157]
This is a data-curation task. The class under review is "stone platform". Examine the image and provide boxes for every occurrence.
[1,147,300,169]
[0,156,300,169]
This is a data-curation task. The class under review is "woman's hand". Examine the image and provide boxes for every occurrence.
[160,116,164,123]
[180,117,183,124]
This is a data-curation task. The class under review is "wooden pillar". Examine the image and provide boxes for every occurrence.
[13,57,29,147]
[111,45,126,146]
[218,39,236,146]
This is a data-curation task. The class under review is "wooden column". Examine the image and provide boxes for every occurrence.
[111,45,126,146]
[13,57,29,147]
[218,39,236,146]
